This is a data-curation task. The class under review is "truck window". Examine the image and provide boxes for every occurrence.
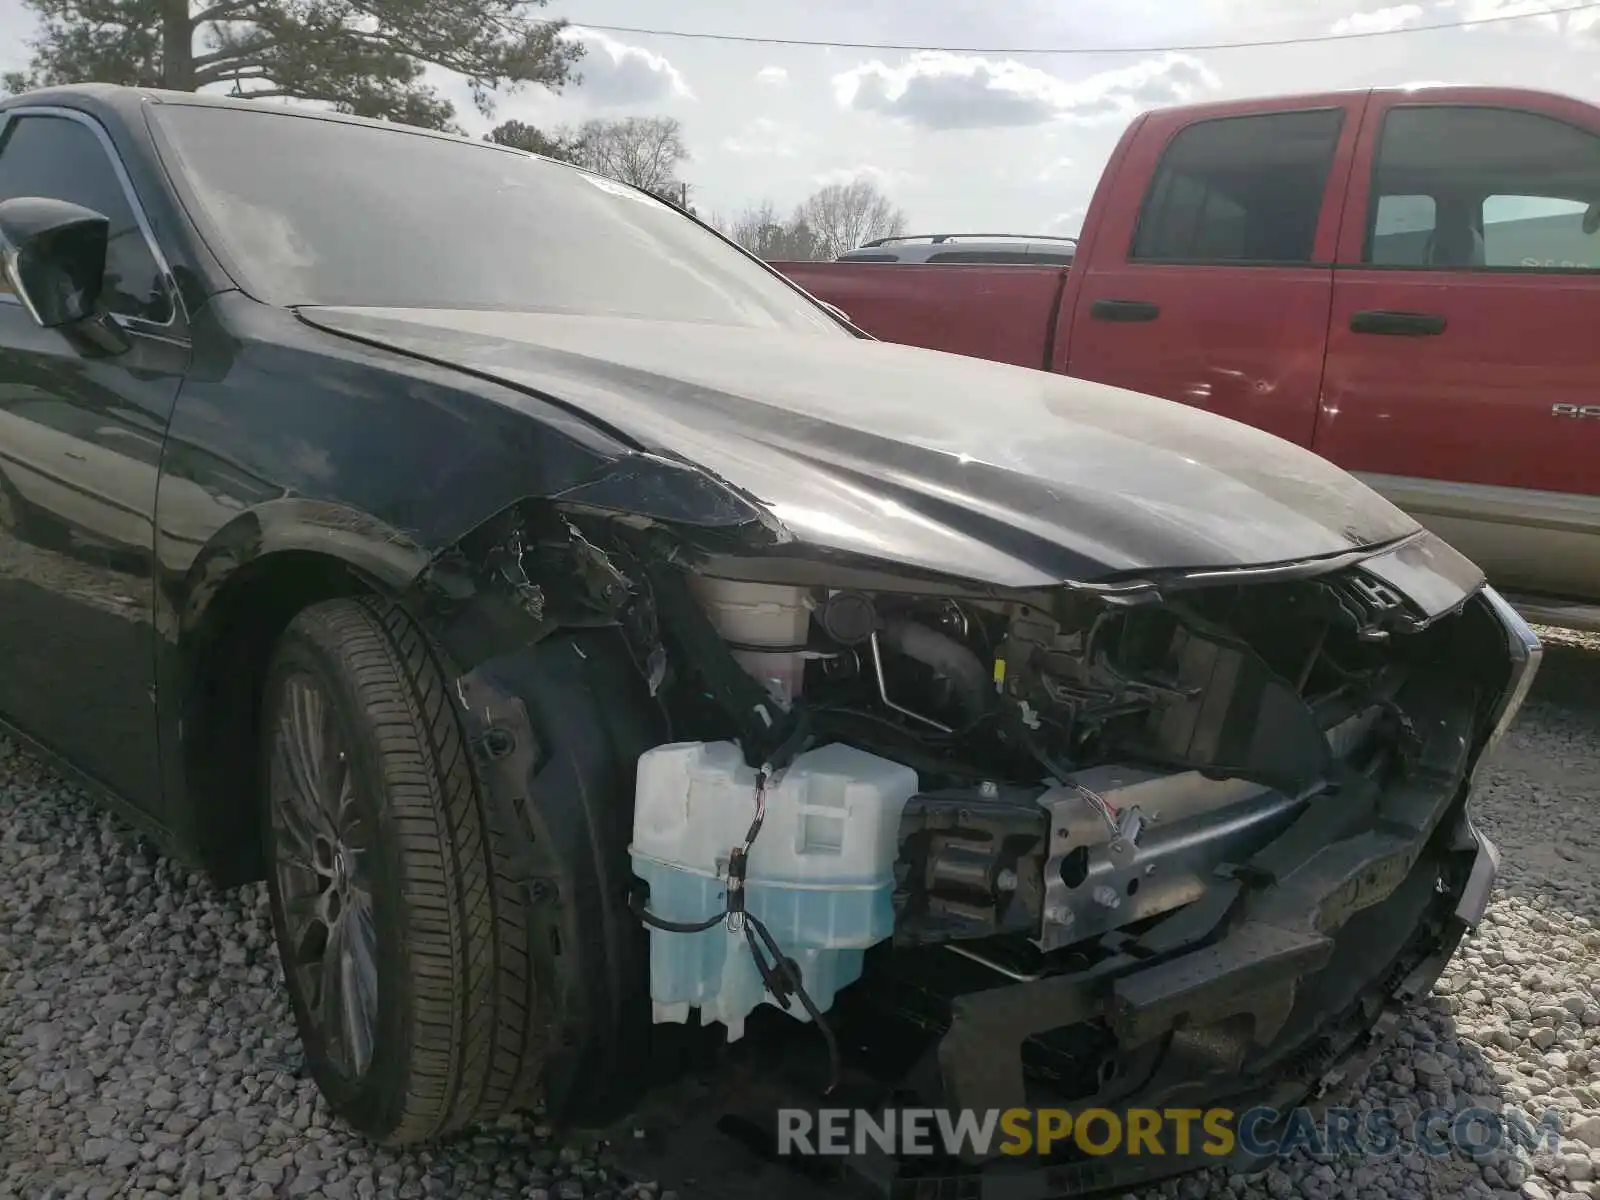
[1130,108,1344,265]
[1364,105,1600,271]
[1483,196,1593,269]
[1370,194,1436,264]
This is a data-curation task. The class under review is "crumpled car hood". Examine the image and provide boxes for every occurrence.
[298,307,1423,587]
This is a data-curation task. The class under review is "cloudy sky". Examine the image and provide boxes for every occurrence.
[2,0,1597,234]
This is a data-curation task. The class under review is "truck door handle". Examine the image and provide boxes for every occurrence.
[1349,310,1446,336]
[1090,298,1160,323]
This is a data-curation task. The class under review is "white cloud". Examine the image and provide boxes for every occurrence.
[722,117,809,156]
[1330,4,1426,34]
[832,51,1220,131]
[1036,155,1076,182]
[562,26,694,105]
[811,164,917,190]
[756,66,790,86]
[1047,205,1089,236]
[1442,0,1600,36]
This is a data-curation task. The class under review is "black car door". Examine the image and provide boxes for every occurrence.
[0,107,189,816]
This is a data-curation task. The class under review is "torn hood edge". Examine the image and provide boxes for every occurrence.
[295,306,1484,618]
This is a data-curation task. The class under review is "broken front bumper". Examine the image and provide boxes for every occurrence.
[910,817,1499,1200]
[889,588,1538,1198]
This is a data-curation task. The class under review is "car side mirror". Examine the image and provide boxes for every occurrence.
[0,196,110,329]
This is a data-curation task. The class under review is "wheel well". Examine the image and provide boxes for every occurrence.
[182,550,375,886]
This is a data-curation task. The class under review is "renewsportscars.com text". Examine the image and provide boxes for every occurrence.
[776,1105,1564,1160]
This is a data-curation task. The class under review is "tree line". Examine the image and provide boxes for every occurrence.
[489,113,908,260]
[715,182,908,261]
[4,0,583,131]
[486,115,692,205]
[5,0,908,260]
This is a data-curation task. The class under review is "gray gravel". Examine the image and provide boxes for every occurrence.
[4,628,1600,1200]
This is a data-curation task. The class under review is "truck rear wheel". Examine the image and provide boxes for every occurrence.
[259,595,537,1145]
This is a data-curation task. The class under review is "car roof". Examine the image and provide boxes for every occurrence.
[0,82,511,153]
[1136,82,1588,123]
[838,236,1078,264]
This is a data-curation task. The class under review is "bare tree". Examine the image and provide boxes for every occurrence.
[573,116,689,196]
[720,201,829,261]
[723,199,782,251]
[798,178,908,258]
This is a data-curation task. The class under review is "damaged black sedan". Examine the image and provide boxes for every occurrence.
[0,84,1539,1195]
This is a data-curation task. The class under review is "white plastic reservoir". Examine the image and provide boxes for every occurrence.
[687,578,812,706]
[630,740,921,1041]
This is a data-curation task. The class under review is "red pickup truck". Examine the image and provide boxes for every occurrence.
[775,85,1600,629]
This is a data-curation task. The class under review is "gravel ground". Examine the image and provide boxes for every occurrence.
[3,629,1600,1200]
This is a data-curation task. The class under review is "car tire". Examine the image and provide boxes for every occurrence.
[260,595,536,1145]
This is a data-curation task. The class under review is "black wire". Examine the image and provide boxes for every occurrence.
[741,779,767,849]
[570,4,1600,55]
[628,892,726,933]
[746,913,842,1095]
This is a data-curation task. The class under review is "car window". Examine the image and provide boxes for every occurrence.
[1364,105,1600,271]
[838,253,900,262]
[1483,195,1595,269]
[151,104,845,333]
[1369,194,1436,265]
[1131,108,1344,264]
[0,114,173,323]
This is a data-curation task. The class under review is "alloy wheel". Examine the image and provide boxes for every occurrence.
[268,673,380,1079]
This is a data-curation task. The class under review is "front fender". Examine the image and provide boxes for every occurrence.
[154,293,783,878]
[168,497,434,645]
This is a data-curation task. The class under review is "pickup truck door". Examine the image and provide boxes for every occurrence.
[1061,95,1365,446]
[1318,89,1600,602]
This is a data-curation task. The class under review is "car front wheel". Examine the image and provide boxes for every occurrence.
[260,595,537,1144]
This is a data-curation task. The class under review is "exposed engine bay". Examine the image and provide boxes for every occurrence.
[420,503,1526,1160]
[608,538,1496,1087]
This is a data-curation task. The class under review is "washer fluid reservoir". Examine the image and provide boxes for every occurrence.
[630,740,920,1041]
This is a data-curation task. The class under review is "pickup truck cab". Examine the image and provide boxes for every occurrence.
[776,86,1600,628]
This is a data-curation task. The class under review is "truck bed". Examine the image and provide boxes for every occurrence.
[774,261,1069,370]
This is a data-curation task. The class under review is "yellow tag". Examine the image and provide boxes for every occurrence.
[993,658,1007,687]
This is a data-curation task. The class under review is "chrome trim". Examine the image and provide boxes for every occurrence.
[0,241,45,325]
[1478,585,1543,763]
[693,534,1432,600]
[1453,823,1500,928]
[0,105,184,329]
[1156,530,1430,589]
[1506,595,1600,635]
